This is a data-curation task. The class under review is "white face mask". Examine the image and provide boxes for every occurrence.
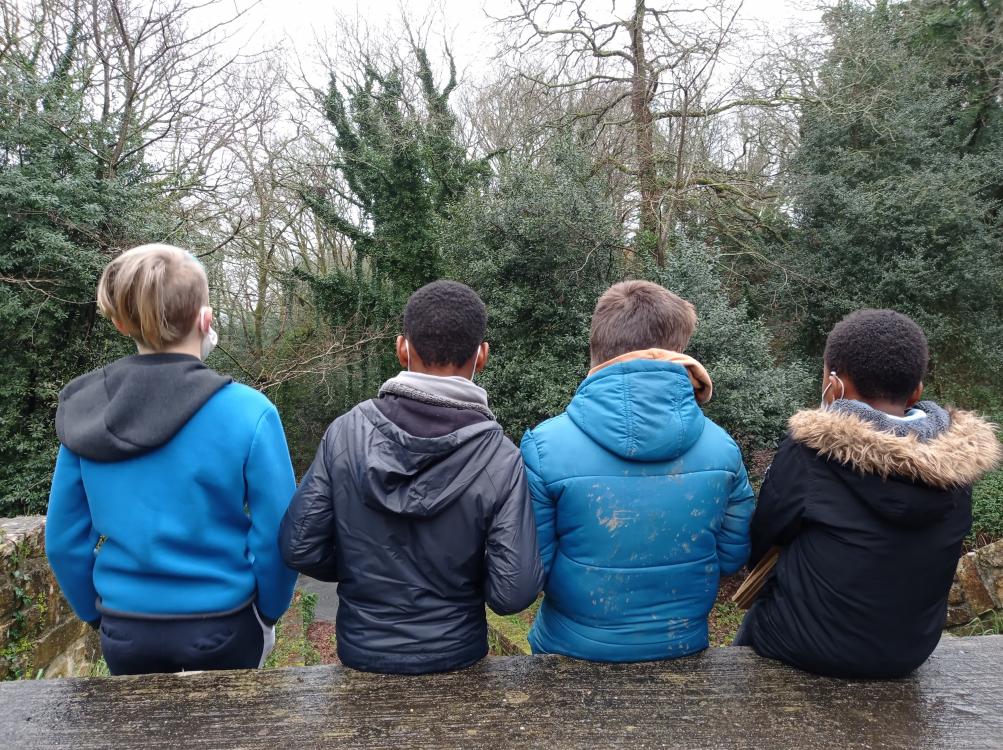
[199,306,218,361]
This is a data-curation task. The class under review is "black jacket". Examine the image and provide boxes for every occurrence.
[746,406,1000,678]
[279,396,543,674]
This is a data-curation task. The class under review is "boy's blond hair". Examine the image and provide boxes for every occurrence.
[589,281,697,367]
[97,244,208,351]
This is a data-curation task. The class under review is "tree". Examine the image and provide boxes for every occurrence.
[498,0,800,266]
[0,2,170,513]
[771,0,1003,405]
[0,0,252,513]
[299,36,490,415]
[439,143,622,439]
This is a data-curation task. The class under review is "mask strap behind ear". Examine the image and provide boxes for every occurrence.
[833,371,845,401]
[470,345,480,381]
[405,340,411,372]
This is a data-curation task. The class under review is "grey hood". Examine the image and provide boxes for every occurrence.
[56,354,232,462]
[355,400,504,517]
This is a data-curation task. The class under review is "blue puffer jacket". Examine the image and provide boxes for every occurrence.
[521,358,754,662]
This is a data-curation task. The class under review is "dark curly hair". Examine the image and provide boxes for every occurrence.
[823,309,929,402]
[403,280,487,367]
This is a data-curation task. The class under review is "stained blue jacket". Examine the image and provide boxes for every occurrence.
[45,354,298,626]
[521,358,754,661]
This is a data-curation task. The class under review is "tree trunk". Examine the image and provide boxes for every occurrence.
[629,0,661,265]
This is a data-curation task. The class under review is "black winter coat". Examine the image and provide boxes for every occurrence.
[745,407,1000,679]
[279,396,543,674]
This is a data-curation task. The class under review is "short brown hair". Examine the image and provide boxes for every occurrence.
[589,281,697,366]
[97,244,208,351]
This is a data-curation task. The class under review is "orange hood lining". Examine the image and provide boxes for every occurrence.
[588,349,713,404]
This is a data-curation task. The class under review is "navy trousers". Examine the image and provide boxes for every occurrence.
[99,603,271,676]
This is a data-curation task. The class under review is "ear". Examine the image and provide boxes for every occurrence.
[111,318,130,336]
[199,306,213,334]
[908,382,924,408]
[475,342,489,373]
[396,335,409,369]
[821,370,839,406]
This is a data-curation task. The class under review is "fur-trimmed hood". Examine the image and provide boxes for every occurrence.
[788,407,1001,490]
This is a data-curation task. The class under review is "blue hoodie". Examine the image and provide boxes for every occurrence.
[521,358,754,661]
[45,354,298,625]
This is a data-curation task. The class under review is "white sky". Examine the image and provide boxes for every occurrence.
[213,0,823,83]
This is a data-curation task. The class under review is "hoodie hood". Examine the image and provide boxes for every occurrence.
[789,406,1001,526]
[567,359,706,462]
[355,400,505,518]
[56,354,232,462]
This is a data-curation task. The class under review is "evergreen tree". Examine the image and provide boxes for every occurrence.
[0,29,171,513]
[440,144,621,439]
[773,0,1003,405]
[301,44,489,413]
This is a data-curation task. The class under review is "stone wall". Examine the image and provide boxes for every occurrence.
[946,538,1003,628]
[0,516,99,680]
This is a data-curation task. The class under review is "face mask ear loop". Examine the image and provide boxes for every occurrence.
[833,372,846,401]
[405,340,411,372]
[820,379,832,410]
[470,345,480,381]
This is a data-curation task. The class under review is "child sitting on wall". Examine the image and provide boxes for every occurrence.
[46,244,298,675]
[735,309,1001,678]
[279,280,543,674]
[522,280,755,661]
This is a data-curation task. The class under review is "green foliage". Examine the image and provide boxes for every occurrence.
[293,43,489,427]
[708,601,745,648]
[644,242,813,452]
[0,25,171,514]
[440,144,621,440]
[970,466,1003,547]
[769,0,1003,406]
[264,590,321,669]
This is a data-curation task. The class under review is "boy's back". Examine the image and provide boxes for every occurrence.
[524,357,753,660]
[523,282,754,662]
[279,281,543,674]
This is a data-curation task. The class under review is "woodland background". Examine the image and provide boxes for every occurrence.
[1,0,1001,542]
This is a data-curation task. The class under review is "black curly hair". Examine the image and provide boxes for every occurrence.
[823,309,929,402]
[403,280,487,367]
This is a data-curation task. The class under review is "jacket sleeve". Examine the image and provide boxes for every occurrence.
[484,446,544,615]
[716,445,755,576]
[245,406,299,625]
[278,426,339,583]
[520,429,557,579]
[45,446,101,624]
[750,437,808,566]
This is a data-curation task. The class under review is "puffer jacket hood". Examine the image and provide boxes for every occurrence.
[788,406,1001,528]
[567,359,705,462]
[56,354,231,462]
[522,358,754,663]
[357,403,508,518]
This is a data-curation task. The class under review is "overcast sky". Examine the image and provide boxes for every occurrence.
[214,0,823,83]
